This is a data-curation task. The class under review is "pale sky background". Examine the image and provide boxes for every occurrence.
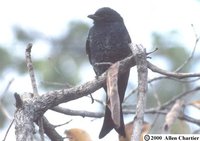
[1,0,200,140]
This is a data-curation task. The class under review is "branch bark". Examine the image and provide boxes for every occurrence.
[130,44,148,141]
[25,43,45,141]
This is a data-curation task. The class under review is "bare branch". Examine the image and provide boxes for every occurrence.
[14,43,137,141]
[144,110,200,126]
[131,44,148,141]
[51,106,104,118]
[124,87,137,102]
[0,78,14,120]
[148,84,162,131]
[25,43,45,141]
[148,61,200,79]
[149,75,200,84]
[41,80,72,88]
[54,119,72,128]
[175,25,199,72]
[39,117,63,141]
[2,119,14,141]
[25,43,38,96]
[159,86,200,110]
[15,40,200,141]
[125,65,200,102]
[2,78,14,96]
[14,95,35,141]
[123,108,200,126]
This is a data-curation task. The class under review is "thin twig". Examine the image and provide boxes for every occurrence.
[124,75,200,102]
[149,84,161,106]
[49,105,200,127]
[124,87,137,102]
[148,61,200,79]
[0,78,14,120]
[41,81,72,88]
[54,119,72,128]
[51,106,104,118]
[145,110,200,126]
[36,117,63,141]
[146,47,158,56]
[2,78,14,96]
[2,119,14,141]
[25,43,39,95]
[25,43,44,141]
[149,75,200,83]
[148,83,162,131]
[175,24,199,72]
[86,95,105,106]
[159,86,200,110]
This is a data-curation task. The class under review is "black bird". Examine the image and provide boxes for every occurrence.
[86,7,132,138]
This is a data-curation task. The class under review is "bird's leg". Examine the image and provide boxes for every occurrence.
[89,94,94,104]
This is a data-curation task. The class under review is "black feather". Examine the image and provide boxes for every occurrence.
[86,7,133,139]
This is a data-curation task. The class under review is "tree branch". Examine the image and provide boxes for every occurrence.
[39,117,63,141]
[148,61,200,78]
[14,44,136,141]
[25,43,45,141]
[25,43,39,96]
[14,42,200,140]
[175,25,199,72]
[51,106,104,118]
[14,44,64,141]
[131,44,148,141]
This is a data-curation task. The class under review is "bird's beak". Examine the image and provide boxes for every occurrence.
[87,14,98,20]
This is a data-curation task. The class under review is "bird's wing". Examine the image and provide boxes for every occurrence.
[86,32,101,76]
[86,35,92,65]
[124,26,132,44]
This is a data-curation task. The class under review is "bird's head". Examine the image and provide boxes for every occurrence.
[88,7,123,24]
